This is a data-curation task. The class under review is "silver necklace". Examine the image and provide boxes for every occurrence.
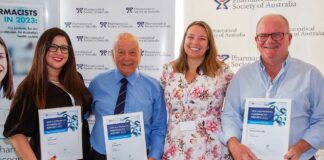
[50,80,60,84]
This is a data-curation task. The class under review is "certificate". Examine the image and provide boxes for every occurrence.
[38,106,82,160]
[242,98,291,160]
[103,112,147,160]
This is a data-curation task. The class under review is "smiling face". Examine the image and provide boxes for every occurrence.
[46,36,69,74]
[184,25,209,61]
[112,34,141,77]
[256,15,292,65]
[0,44,8,82]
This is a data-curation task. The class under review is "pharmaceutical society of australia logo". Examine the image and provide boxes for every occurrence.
[214,0,297,10]
[138,36,160,43]
[125,7,160,14]
[218,54,259,69]
[77,63,109,71]
[136,21,171,28]
[64,22,96,28]
[75,8,109,14]
[75,36,109,42]
[99,21,133,28]
[290,25,324,37]
[75,50,96,57]
[99,49,113,56]
[138,65,159,71]
[142,50,171,57]
[213,28,245,38]
[217,54,230,62]
[214,0,230,10]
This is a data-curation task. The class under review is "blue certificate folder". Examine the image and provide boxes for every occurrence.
[107,122,131,140]
[44,117,68,134]
[247,107,274,125]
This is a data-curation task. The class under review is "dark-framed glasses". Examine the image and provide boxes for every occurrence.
[48,44,70,54]
[256,32,290,42]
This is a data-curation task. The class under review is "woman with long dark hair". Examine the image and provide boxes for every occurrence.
[3,27,92,160]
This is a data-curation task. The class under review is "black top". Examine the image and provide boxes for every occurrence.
[3,82,91,160]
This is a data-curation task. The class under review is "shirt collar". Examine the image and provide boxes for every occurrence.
[258,54,291,72]
[114,69,140,86]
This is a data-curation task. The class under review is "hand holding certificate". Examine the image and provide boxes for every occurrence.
[242,98,291,160]
[103,112,147,160]
[38,106,83,160]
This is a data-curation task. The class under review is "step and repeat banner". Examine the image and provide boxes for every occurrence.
[60,0,175,85]
[0,3,44,159]
[184,0,324,74]
[60,0,175,138]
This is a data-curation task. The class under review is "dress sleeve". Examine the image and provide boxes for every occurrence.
[3,92,38,138]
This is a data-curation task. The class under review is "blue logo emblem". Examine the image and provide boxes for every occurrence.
[100,22,108,28]
[137,21,144,28]
[126,7,134,13]
[217,54,230,62]
[65,22,71,28]
[100,50,107,56]
[215,0,230,10]
[76,8,84,14]
[77,64,84,70]
[76,36,84,42]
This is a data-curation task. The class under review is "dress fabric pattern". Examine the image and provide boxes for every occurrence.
[161,63,233,160]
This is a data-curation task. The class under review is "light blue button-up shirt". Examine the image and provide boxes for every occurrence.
[89,69,167,159]
[221,55,324,159]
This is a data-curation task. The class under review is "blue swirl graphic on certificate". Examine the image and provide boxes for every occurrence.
[267,102,287,126]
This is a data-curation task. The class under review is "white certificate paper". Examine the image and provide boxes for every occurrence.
[242,98,291,160]
[38,106,82,160]
[103,112,147,160]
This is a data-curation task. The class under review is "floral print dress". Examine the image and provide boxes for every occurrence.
[161,63,233,160]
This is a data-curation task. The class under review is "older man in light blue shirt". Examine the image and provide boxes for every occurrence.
[221,14,324,160]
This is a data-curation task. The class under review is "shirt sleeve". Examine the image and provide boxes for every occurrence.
[302,68,324,149]
[220,71,245,145]
[148,84,167,159]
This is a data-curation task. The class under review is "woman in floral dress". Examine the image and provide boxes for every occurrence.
[161,21,233,160]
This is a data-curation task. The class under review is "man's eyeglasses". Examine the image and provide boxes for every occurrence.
[255,32,290,42]
[48,44,70,54]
